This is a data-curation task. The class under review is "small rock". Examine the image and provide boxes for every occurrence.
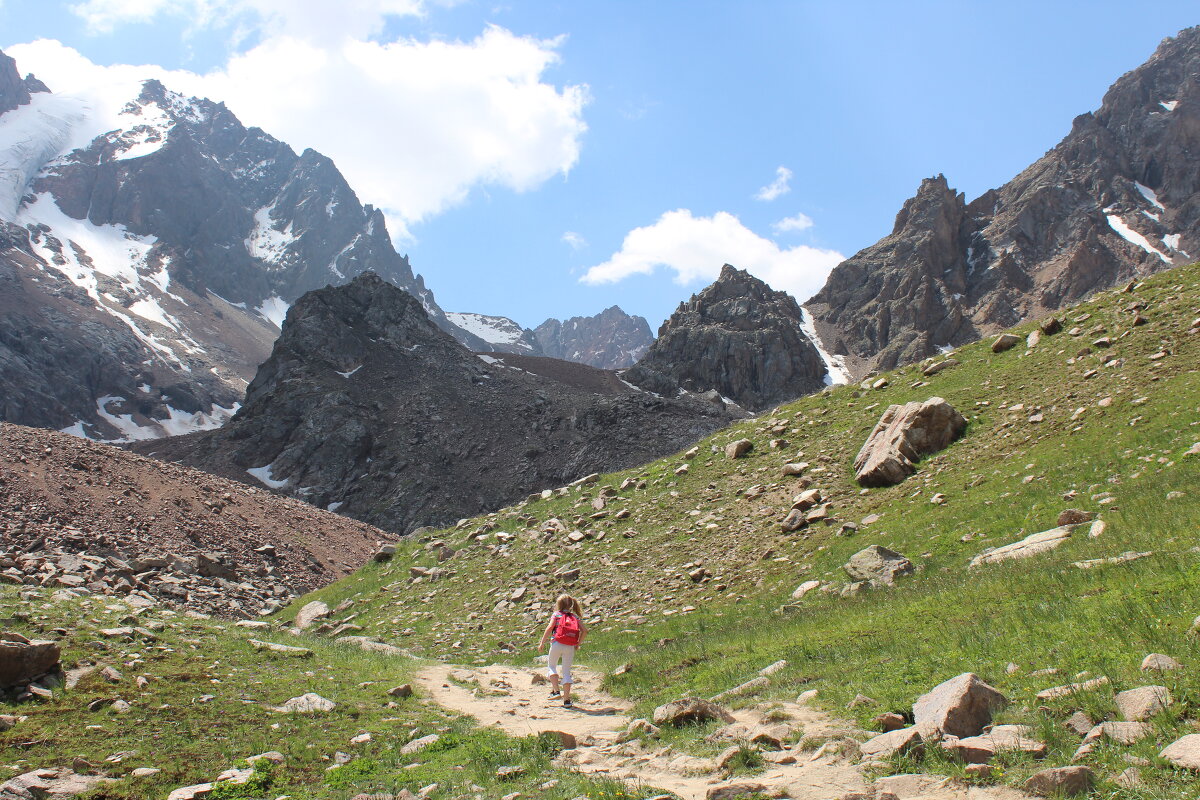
[1115,685,1171,721]
[860,726,923,759]
[401,734,441,755]
[495,766,525,781]
[295,601,331,630]
[1160,734,1200,769]
[388,684,413,698]
[652,698,735,726]
[992,333,1021,353]
[913,673,1007,738]
[725,439,753,459]
[706,782,768,800]
[1141,653,1181,672]
[1022,765,1093,797]
[1056,509,1095,526]
[873,712,906,732]
[274,692,336,713]
[843,545,914,587]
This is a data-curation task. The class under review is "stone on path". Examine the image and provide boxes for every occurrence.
[853,397,967,487]
[843,545,914,587]
[652,698,735,726]
[859,727,924,760]
[913,673,1007,738]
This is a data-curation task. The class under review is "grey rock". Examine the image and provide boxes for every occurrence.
[843,545,914,587]
[534,306,654,369]
[652,698,735,727]
[0,632,60,689]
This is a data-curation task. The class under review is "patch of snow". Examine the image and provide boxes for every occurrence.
[247,463,290,490]
[1105,214,1170,263]
[138,383,153,393]
[1142,209,1161,222]
[936,344,956,354]
[256,295,290,329]
[0,92,90,220]
[59,421,89,439]
[477,354,502,364]
[447,312,526,346]
[325,199,338,217]
[1134,182,1165,211]
[154,402,239,437]
[1161,100,1178,111]
[327,501,344,512]
[128,296,179,331]
[336,365,362,378]
[209,290,247,310]
[245,205,299,264]
[952,293,964,301]
[95,396,159,442]
[798,307,852,386]
[1164,233,1182,250]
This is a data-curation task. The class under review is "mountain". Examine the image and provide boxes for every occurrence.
[135,272,742,534]
[0,51,492,441]
[445,311,542,355]
[534,305,654,369]
[624,264,842,411]
[808,26,1200,375]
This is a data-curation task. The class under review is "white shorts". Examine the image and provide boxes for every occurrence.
[546,640,575,684]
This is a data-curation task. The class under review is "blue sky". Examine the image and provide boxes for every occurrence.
[3,1,1197,329]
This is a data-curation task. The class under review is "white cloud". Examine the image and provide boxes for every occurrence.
[70,0,427,41]
[772,212,813,234]
[754,165,792,202]
[561,231,586,250]
[9,29,587,236]
[580,209,844,303]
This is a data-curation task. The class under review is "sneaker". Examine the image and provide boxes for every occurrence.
[563,699,573,707]
[548,689,561,698]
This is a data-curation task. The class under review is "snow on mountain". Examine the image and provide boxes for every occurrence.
[446,311,541,354]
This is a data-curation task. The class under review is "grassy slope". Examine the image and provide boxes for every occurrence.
[293,264,1200,796]
[2,264,1196,799]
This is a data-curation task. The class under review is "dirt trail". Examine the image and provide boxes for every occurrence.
[415,664,1032,800]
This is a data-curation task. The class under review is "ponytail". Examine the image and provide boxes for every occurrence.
[556,594,584,619]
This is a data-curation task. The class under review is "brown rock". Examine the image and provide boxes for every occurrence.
[652,698,735,726]
[1141,653,1182,671]
[706,783,768,800]
[991,333,1021,353]
[1056,509,1095,526]
[0,633,60,688]
[913,673,1007,738]
[725,439,754,459]
[873,712,907,732]
[941,725,1047,763]
[1022,766,1093,797]
[1160,733,1200,769]
[860,726,924,760]
[853,398,967,487]
[1115,685,1171,721]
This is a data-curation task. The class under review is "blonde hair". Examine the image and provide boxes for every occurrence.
[555,594,583,618]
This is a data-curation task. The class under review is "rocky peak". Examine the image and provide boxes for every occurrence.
[534,305,653,369]
[808,26,1200,376]
[0,50,47,115]
[624,265,828,411]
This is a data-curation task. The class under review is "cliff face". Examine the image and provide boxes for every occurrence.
[624,265,829,411]
[136,273,743,534]
[809,27,1200,374]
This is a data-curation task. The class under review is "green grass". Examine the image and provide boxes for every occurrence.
[5,264,1200,798]
[282,264,1200,796]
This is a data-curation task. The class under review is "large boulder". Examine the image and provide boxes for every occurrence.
[1160,734,1200,769]
[652,698,735,727]
[843,545,915,586]
[0,633,61,689]
[913,673,1007,738]
[853,398,967,487]
[295,601,331,630]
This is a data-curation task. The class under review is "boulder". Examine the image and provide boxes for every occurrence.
[1022,766,1093,797]
[1161,734,1200,769]
[652,698,735,727]
[725,439,753,459]
[922,358,958,376]
[706,783,768,800]
[1141,653,1182,671]
[860,726,924,760]
[1082,721,1152,745]
[0,633,61,688]
[295,601,331,630]
[991,333,1021,353]
[400,734,440,755]
[1115,685,1171,721]
[843,545,914,586]
[913,673,1007,738]
[969,525,1075,567]
[853,398,967,487]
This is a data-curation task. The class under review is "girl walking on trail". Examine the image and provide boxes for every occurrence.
[539,594,586,707]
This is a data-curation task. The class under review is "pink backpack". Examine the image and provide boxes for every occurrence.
[554,613,581,646]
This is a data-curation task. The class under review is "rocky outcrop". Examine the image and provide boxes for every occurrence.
[534,306,654,369]
[0,50,46,114]
[809,26,1200,375]
[0,633,60,690]
[624,265,828,411]
[853,397,967,487]
[135,273,742,534]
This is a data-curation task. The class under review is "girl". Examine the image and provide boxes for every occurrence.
[538,594,586,707]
